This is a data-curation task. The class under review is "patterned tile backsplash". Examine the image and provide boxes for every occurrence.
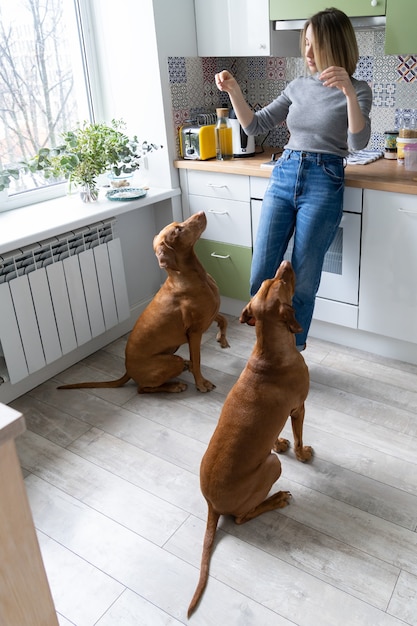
[168,29,417,154]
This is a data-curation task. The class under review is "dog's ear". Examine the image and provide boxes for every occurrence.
[279,303,303,334]
[155,243,179,271]
[239,301,254,324]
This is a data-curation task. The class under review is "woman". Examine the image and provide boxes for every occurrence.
[215,8,372,350]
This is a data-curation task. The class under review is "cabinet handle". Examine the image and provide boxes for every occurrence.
[398,208,417,215]
[208,209,229,215]
[370,0,377,6]
[211,252,230,259]
[207,184,228,189]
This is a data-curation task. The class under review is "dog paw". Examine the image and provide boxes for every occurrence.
[295,446,313,462]
[216,334,230,349]
[272,490,292,508]
[273,438,290,454]
[196,379,216,392]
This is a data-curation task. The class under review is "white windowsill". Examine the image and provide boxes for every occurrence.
[0,186,181,255]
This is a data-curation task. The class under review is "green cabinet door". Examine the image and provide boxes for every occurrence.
[270,0,386,20]
[195,240,252,302]
[385,0,417,54]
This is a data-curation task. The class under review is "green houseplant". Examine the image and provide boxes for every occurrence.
[0,119,161,202]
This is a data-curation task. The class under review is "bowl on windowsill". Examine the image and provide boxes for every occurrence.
[107,173,133,188]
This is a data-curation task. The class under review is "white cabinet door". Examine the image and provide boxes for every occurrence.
[188,170,250,202]
[195,0,299,57]
[195,0,269,56]
[358,190,417,343]
[189,196,252,246]
[186,171,251,246]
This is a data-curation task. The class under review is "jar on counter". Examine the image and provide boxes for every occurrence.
[396,137,417,164]
[404,143,417,171]
[384,130,399,159]
[398,114,417,139]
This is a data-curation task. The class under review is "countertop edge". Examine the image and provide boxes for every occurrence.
[0,404,26,446]
[174,153,417,195]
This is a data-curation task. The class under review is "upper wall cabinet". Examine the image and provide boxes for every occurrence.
[194,0,300,57]
[385,0,417,55]
[269,0,386,20]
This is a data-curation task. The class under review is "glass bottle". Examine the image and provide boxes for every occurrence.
[215,108,233,160]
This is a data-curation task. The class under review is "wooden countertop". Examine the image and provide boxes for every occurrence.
[175,150,417,195]
[0,403,26,446]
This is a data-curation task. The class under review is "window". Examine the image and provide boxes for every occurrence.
[0,0,93,211]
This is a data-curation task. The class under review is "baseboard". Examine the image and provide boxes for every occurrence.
[310,319,417,365]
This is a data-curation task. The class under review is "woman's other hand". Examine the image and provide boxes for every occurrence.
[319,66,365,133]
[319,66,355,97]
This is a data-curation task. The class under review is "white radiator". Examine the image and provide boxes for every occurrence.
[0,220,130,384]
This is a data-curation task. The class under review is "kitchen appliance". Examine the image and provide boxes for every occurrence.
[229,109,255,158]
[179,123,216,160]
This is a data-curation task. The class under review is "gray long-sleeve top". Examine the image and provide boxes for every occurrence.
[244,73,372,157]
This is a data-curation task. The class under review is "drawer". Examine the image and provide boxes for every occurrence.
[195,239,251,301]
[188,170,250,202]
[189,195,251,246]
[343,187,362,214]
[250,176,270,200]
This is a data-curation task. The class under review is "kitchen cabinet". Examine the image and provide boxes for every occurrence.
[358,189,417,344]
[194,0,299,57]
[0,403,59,626]
[180,169,252,301]
[194,240,252,301]
[385,0,417,55]
[269,0,386,21]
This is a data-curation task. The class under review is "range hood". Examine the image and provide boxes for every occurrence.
[274,15,386,31]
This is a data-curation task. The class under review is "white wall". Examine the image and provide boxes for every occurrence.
[88,0,197,190]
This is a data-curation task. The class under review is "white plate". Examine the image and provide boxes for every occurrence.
[106,188,147,201]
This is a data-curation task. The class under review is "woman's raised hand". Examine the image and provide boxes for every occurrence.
[215,70,238,94]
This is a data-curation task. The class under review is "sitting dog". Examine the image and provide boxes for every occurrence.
[58,211,229,394]
[187,260,311,617]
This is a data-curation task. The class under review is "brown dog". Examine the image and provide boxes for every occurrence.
[187,260,311,617]
[58,211,229,394]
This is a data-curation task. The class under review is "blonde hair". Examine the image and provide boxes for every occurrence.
[301,7,359,76]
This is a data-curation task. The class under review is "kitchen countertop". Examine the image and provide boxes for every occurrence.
[175,150,417,195]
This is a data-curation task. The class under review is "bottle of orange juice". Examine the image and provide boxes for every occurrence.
[215,108,233,160]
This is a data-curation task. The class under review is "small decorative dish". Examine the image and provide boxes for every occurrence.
[107,172,133,188]
[106,187,147,201]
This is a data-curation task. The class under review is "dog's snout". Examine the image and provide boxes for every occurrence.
[186,211,207,233]
[192,211,206,224]
[275,260,293,279]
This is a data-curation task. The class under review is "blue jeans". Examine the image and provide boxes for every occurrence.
[251,149,345,349]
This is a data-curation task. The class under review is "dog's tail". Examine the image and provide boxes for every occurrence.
[187,504,220,618]
[57,372,131,390]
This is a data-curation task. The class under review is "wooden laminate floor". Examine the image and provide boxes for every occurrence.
[11,315,417,626]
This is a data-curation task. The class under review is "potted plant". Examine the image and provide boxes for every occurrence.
[0,119,161,202]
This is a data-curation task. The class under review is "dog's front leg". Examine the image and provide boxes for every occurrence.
[290,404,313,462]
[187,331,215,392]
[215,313,230,348]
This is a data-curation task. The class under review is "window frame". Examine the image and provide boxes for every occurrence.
[0,0,103,213]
